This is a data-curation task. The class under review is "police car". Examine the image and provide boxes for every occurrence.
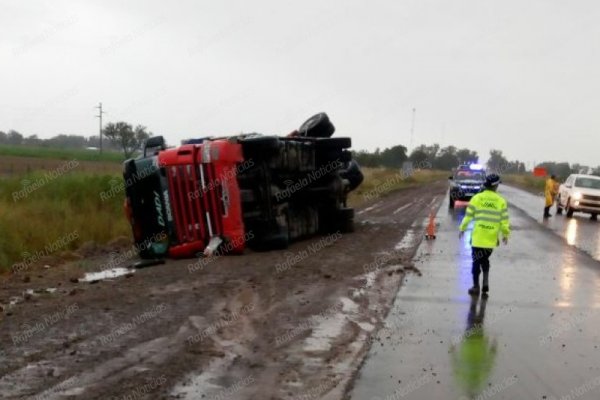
[448,164,486,208]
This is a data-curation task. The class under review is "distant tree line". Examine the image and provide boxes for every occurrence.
[486,149,527,174]
[353,144,483,171]
[0,122,151,158]
[354,144,600,178]
[0,129,125,151]
[2,128,599,176]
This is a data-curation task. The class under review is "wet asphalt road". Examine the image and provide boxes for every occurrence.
[501,185,600,262]
[350,186,600,400]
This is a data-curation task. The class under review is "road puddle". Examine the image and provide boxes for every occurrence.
[170,354,235,399]
[303,314,347,352]
[5,288,59,308]
[395,229,417,251]
[79,268,134,283]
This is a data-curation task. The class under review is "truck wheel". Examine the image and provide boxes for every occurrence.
[315,137,351,149]
[337,208,354,233]
[341,160,364,191]
[259,233,289,250]
[240,136,280,158]
[320,208,354,233]
[449,196,455,209]
[298,113,335,138]
[323,149,352,163]
[143,136,166,157]
[556,207,563,215]
[138,247,156,260]
[566,199,574,218]
[339,150,352,163]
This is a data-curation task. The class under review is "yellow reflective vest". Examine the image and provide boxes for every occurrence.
[459,189,510,248]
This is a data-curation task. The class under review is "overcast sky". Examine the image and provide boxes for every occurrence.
[1,0,599,166]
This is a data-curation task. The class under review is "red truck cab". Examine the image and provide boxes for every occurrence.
[158,140,246,257]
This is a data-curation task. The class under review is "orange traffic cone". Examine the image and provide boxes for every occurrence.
[425,209,436,240]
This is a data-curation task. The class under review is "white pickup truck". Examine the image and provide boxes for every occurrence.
[556,174,600,219]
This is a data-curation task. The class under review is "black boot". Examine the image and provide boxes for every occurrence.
[482,273,489,296]
[543,206,552,218]
[469,274,480,295]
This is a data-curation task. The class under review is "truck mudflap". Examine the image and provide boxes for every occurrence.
[158,140,246,258]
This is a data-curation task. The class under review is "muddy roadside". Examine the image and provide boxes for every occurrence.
[0,181,446,399]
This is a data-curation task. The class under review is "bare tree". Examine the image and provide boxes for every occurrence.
[103,122,151,158]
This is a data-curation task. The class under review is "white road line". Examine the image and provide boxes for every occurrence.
[392,203,412,215]
[357,201,383,215]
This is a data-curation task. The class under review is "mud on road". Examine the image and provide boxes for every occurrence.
[0,182,446,400]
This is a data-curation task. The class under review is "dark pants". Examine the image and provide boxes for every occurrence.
[472,247,493,287]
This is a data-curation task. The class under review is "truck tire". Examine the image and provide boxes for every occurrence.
[315,137,351,149]
[338,150,352,163]
[341,160,364,191]
[298,113,335,138]
[320,207,354,233]
[337,208,355,233]
[143,136,166,157]
[449,196,455,209]
[139,247,157,260]
[566,199,574,218]
[260,216,290,249]
[318,148,352,164]
[258,233,289,250]
[240,136,280,158]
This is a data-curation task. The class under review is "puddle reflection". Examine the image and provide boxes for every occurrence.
[555,248,577,308]
[593,271,600,309]
[451,296,498,400]
[565,219,578,246]
[79,268,134,282]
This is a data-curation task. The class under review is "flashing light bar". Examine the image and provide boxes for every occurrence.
[469,163,483,171]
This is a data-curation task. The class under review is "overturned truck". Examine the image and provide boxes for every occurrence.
[123,113,363,259]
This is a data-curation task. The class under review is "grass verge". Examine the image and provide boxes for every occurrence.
[0,172,129,272]
[1,166,446,273]
[348,168,448,207]
[502,174,546,195]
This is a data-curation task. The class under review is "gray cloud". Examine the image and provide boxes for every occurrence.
[1,0,599,166]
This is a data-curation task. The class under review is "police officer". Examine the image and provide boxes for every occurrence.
[459,174,510,296]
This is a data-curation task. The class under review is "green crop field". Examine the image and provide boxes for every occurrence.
[0,144,126,162]
[0,145,125,177]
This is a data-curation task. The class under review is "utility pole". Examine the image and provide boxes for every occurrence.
[95,102,106,154]
[409,107,416,152]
